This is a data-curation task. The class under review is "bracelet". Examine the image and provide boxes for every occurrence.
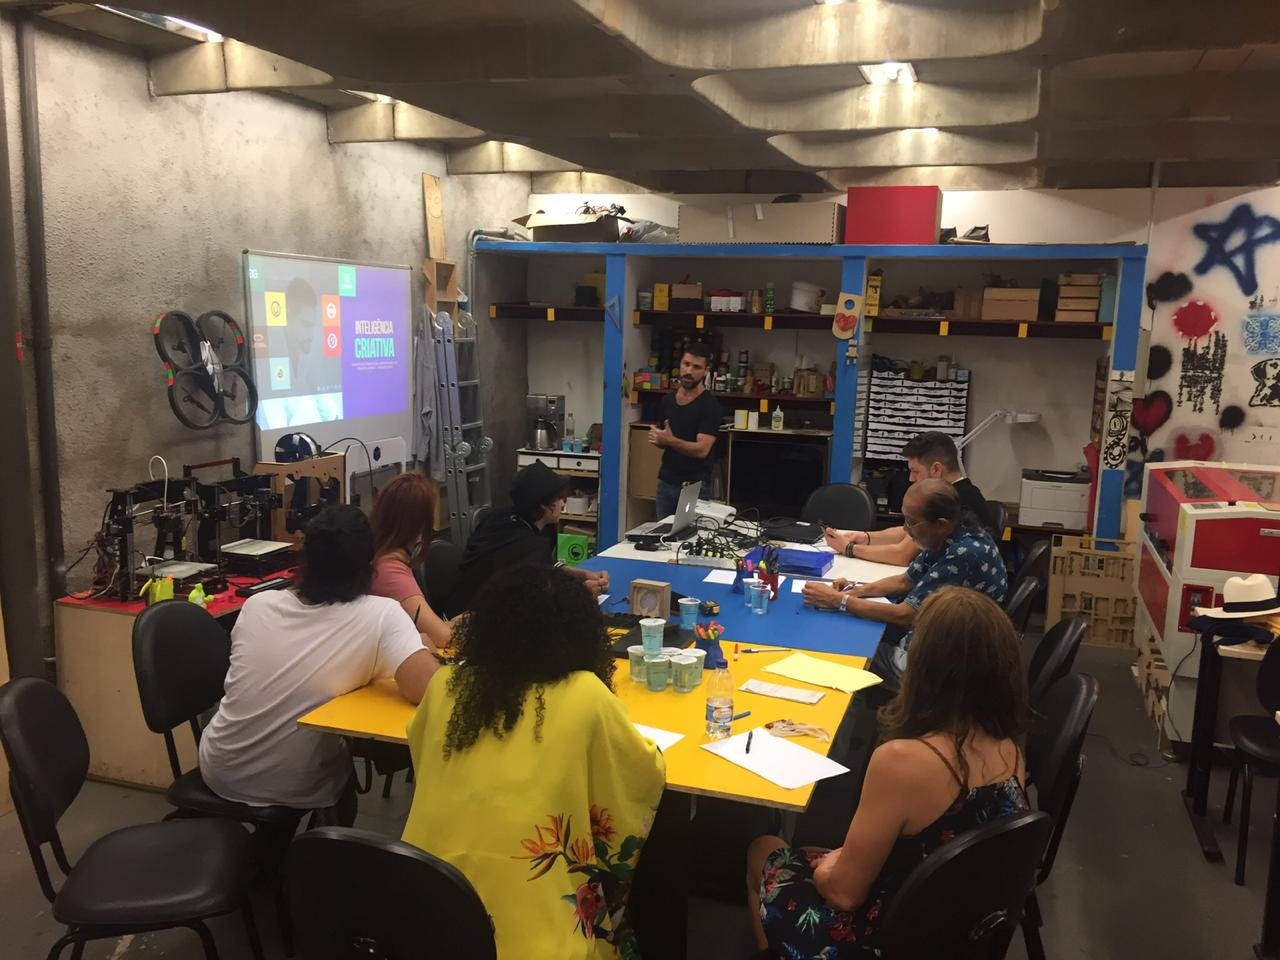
[844,542,854,558]
[839,594,850,614]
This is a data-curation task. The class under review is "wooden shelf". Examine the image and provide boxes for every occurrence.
[867,316,1111,340]
[492,303,603,322]
[632,387,832,406]
[561,512,598,523]
[637,309,827,330]
[561,469,601,479]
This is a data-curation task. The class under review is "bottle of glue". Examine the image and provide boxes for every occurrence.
[771,404,784,430]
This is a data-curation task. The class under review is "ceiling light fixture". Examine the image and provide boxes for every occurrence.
[858,61,917,85]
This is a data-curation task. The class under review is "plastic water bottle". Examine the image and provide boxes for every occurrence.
[566,413,575,440]
[705,659,733,740]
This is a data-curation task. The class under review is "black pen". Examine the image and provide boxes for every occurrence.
[746,730,754,754]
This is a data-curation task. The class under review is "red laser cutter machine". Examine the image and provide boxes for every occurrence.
[1137,460,1280,738]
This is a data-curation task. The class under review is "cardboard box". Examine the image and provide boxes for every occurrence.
[671,282,702,300]
[678,201,845,244]
[845,186,942,244]
[1058,298,1100,312]
[423,258,459,313]
[1058,272,1102,286]
[653,283,670,311]
[951,287,983,320]
[1055,309,1100,323]
[982,287,1041,322]
[513,211,632,242]
[1059,285,1101,298]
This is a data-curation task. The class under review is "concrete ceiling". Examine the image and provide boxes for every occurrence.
[24,0,1280,191]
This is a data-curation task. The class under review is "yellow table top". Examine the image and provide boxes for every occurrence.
[297,647,869,812]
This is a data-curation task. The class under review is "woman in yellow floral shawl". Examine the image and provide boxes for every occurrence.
[402,565,666,959]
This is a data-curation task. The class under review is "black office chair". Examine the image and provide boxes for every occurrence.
[986,499,1009,538]
[879,811,1052,960]
[0,678,264,960]
[1027,617,1088,705]
[1023,673,1098,960]
[288,827,496,960]
[800,483,875,532]
[132,600,303,826]
[1223,640,1280,886]
[1010,540,1051,596]
[423,538,464,617]
[1004,577,1042,640]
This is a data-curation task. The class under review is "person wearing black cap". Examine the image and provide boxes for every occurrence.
[450,461,609,612]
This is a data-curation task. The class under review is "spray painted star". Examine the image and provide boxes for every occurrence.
[1192,203,1280,297]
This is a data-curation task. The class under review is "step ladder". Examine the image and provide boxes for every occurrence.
[432,309,493,543]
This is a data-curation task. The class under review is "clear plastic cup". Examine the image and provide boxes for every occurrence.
[644,654,671,692]
[627,645,647,683]
[640,617,666,655]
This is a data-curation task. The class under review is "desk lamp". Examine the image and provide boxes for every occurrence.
[957,409,1042,470]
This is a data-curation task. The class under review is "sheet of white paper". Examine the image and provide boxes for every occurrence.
[791,579,809,593]
[702,728,849,790]
[740,678,825,704]
[865,595,892,604]
[702,569,737,585]
[597,594,609,605]
[633,723,685,752]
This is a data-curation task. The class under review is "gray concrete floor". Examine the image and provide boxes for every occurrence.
[1,645,1269,959]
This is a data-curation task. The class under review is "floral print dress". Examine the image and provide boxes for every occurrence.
[759,745,1029,960]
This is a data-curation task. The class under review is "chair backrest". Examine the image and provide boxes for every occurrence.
[985,500,1009,538]
[800,482,875,531]
[132,599,231,777]
[288,826,496,960]
[1004,577,1041,637]
[423,539,463,616]
[1027,617,1088,704]
[0,678,89,902]
[1248,637,1280,713]
[1026,673,1098,883]
[1010,540,1051,594]
[880,811,1052,960]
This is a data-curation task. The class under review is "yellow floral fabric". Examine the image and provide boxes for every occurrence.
[402,668,666,959]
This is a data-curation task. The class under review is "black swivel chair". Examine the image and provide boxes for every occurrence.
[423,538,464,617]
[0,677,264,960]
[288,827,496,960]
[1010,540,1051,596]
[986,499,1009,539]
[1023,673,1099,960]
[1004,577,1042,640]
[800,482,876,532]
[879,811,1052,960]
[1223,641,1280,886]
[1027,617,1088,705]
[132,600,303,827]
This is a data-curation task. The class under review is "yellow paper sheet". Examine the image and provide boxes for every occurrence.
[762,652,884,695]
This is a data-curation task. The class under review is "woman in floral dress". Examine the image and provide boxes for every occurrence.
[746,586,1032,958]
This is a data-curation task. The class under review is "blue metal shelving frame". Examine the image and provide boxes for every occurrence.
[476,240,1148,548]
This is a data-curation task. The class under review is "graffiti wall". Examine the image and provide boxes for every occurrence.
[1129,187,1280,494]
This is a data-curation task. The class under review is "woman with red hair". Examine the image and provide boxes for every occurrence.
[370,471,452,651]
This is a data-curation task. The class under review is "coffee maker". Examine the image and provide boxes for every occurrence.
[525,394,566,451]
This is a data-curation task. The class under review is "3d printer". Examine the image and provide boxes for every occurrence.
[103,476,207,601]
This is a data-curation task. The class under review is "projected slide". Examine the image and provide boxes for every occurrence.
[245,254,411,431]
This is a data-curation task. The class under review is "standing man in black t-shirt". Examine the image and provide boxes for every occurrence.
[649,342,723,519]
[822,430,996,566]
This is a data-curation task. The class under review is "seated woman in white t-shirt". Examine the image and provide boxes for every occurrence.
[199,504,439,822]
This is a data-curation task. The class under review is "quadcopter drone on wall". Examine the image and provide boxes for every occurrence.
[153,309,258,429]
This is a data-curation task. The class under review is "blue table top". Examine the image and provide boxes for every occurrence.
[580,556,886,659]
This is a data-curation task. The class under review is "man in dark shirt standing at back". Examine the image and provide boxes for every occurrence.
[649,342,723,519]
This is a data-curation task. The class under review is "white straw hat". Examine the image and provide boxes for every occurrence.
[1194,574,1280,619]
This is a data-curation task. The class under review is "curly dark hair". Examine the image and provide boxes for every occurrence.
[443,564,615,758]
[296,505,374,604]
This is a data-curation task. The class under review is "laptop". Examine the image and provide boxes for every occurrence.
[627,480,701,542]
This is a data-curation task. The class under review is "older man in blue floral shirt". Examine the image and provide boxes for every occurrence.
[803,478,1008,684]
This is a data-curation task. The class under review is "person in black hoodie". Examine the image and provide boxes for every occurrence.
[450,461,609,612]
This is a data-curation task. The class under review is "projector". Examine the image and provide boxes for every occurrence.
[695,500,736,526]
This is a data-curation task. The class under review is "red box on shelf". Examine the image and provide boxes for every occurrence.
[844,186,942,245]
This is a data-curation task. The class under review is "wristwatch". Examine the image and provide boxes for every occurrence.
[839,593,850,614]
